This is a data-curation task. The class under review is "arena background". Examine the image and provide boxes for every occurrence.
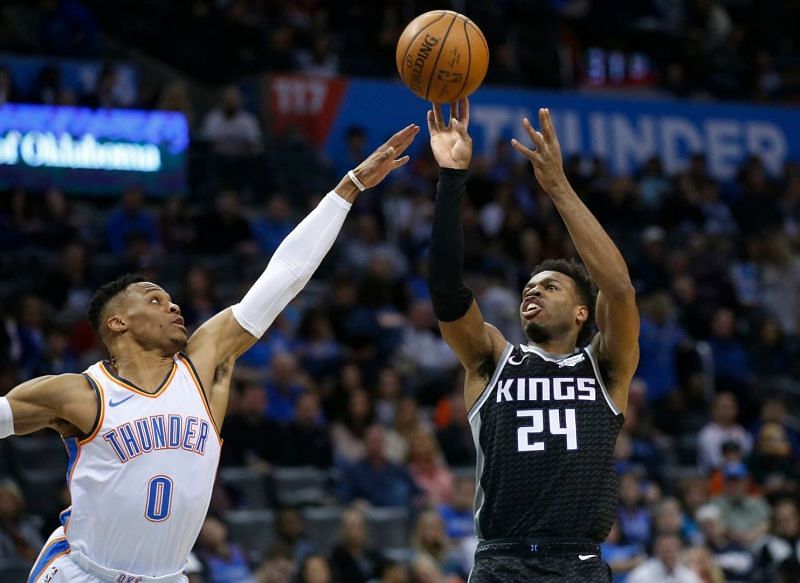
[0,1,799,582]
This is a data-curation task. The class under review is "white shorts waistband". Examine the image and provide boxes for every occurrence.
[69,550,185,583]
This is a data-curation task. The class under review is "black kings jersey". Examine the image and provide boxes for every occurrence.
[469,342,624,542]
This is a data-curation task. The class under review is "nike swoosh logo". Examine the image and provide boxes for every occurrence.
[578,555,597,561]
[109,395,135,407]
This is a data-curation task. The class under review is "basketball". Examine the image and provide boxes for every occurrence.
[396,10,489,103]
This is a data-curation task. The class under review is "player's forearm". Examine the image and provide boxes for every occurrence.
[428,168,474,321]
[232,188,352,338]
[548,179,633,296]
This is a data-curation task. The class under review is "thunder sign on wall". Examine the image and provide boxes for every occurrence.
[0,105,189,195]
[266,75,800,182]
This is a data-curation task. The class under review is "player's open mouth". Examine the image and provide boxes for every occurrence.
[522,300,542,319]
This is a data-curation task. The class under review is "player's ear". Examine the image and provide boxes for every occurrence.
[107,313,128,334]
[574,304,589,327]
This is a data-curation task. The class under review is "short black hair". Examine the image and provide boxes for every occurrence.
[530,258,597,346]
[87,274,146,331]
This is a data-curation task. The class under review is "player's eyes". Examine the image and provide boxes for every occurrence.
[547,285,556,291]
[150,297,159,303]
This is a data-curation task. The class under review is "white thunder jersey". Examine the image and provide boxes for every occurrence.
[61,353,221,577]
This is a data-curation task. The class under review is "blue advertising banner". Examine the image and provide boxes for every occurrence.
[0,104,188,195]
[323,79,800,181]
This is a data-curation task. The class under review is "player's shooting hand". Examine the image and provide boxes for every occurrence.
[511,108,568,195]
[428,98,472,170]
[350,124,420,189]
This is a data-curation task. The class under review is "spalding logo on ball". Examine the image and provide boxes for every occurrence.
[396,10,489,103]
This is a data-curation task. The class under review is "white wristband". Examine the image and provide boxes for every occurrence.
[347,170,366,192]
[0,397,14,438]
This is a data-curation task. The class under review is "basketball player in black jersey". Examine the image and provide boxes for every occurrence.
[426,100,640,582]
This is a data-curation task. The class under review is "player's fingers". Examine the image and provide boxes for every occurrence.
[394,127,418,154]
[388,124,416,147]
[452,118,470,141]
[380,146,396,161]
[540,108,556,143]
[511,138,536,159]
[523,118,545,149]
[460,98,469,128]
[426,110,437,134]
[392,155,411,168]
[450,101,459,122]
[432,103,444,129]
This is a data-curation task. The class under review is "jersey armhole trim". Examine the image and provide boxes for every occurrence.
[177,352,222,442]
[584,343,622,417]
[78,373,105,445]
[467,342,513,423]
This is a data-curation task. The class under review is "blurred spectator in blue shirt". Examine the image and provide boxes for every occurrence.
[251,195,294,256]
[195,515,255,583]
[602,519,646,582]
[264,352,306,423]
[618,472,652,547]
[338,425,422,508]
[636,293,685,403]
[105,188,161,255]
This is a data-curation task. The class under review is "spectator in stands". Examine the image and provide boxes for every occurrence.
[105,187,161,255]
[374,366,404,427]
[338,425,422,508]
[295,35,339,78]
[635,292,686,404]
[437,477,475,542]
[9,294,48,378]
[654,497,700,546]
[406,430,454,505]
[295,309,343,382]
[295,553,333,583]
[275,508,316,564]
[264,353,306,423]
[157,80,195,128]
[434,392,475,468]
[332,388,374,464]
[746,422,797,497]
[411,508,468,579]
[750,397,800,461]
[711,462,771,547]
[255,545,293,583]
[754,498,800,580]
[31,325,78,376]
[683,546,725,583]
[628,533,702,583]
[602,519,646,582]
[697,392,752,472]
[181,266,221,330]
[328,507,381,583]
[192,190,257,255]
[617,472,652,547]
[36,187,80,250]
[695,504,754,581]
[0,479,43,562]
[707,441,754,497]
[202,85,262,158]
[378,561,409,583]
[251,195,295,256]
[707,309,751,391]
[195,515,254,582]
[283,392,332,468]
[221,380,285,468]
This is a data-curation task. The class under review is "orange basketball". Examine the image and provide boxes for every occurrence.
[396,10,489,103]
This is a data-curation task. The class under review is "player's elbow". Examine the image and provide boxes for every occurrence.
[603,281,636,302]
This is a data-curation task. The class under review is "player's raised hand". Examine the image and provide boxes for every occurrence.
[350,124,420,189]
[428,98,472,170]
[511,107,567,195]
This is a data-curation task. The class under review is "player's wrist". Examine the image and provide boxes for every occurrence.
[334,174,361,203]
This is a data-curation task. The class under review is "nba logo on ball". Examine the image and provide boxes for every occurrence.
[396,10,489,103]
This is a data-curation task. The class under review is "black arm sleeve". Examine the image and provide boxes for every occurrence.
[428,167,474,322]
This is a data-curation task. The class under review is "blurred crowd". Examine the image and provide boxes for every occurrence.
[1,0,800,101]
[0,103,798,581]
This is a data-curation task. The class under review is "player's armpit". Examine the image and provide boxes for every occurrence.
[593,288,640,413]
[6,373,97,436]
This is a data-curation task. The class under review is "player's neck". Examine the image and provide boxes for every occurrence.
[108,350,175,394]
[528,338,577,356]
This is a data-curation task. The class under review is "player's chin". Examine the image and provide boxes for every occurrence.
[524,321,550,343]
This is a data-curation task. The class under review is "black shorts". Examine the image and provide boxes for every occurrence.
[469,539,612,583]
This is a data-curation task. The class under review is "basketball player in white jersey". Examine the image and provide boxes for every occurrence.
[0,123,420,583]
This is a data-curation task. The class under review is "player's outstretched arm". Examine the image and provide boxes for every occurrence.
[512,108,639,413]
[1,374,98,438]
[427,99,507,411]
[185,124,420,405]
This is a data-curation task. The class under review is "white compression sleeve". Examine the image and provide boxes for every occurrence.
[0,397,14,438]
[232,191,352,338]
